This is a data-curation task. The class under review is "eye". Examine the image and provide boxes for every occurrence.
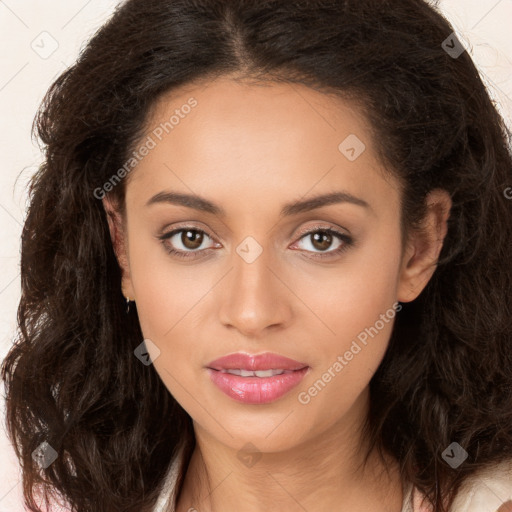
[158,226,217,259]
[291,224,354,259]
[157,223,354,260]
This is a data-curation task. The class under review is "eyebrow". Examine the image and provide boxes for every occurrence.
[145,190,371,217]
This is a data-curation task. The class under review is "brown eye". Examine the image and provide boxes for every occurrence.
[309,231,334,252]
[180,229,204,250]
[158,226,217,260]
[159,224,354,261]
[291,225,355,260]
[296,229,343,253]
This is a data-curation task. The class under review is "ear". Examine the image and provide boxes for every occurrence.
[102,195,136,300]
[397,188,452,303]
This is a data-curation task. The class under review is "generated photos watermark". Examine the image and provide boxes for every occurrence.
[297,301,402,405]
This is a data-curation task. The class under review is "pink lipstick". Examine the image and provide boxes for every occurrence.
[206,352,309,404]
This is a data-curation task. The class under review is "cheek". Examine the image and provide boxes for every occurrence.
[130,258,204,343]
[294,227,402,398]
[128,249,209,401]
[126,228,191,340]
[126,230,223,392]
[298,225,402,349]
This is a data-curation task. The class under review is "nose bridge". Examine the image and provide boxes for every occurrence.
[218,239,290,335]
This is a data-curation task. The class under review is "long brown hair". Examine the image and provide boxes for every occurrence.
[2,0,512,511]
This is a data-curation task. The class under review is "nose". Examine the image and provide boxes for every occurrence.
[217,246,293,339]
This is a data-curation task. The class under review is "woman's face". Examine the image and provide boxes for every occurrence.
[109,76,440,454]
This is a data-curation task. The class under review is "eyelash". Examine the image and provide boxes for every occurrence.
[157,223,354,261]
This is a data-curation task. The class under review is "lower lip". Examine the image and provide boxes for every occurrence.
[207,367,309,404]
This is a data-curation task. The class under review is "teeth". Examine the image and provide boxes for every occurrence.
[222,369,286,377]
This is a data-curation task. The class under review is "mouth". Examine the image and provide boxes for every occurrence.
[217,368,295,377]
[206,352,310,404]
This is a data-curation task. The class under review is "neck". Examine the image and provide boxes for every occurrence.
[176,389,404,512]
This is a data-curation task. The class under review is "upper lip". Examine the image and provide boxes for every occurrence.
[207,352,308,371]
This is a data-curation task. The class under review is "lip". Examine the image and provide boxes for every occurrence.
[207,352,308,371]
[206,352,309,404]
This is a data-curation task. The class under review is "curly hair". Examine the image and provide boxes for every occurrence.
[2,0,512,511]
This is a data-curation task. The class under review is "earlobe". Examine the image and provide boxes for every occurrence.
[397,189,452,303]
[101,196,135,300]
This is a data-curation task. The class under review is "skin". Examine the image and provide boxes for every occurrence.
[104,75,452,512]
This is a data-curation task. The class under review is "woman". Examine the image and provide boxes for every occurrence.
[2,0,512,511]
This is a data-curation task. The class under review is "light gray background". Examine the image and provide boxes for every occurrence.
[1,0,511,509]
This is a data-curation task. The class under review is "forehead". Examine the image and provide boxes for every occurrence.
[125,76,399,218]
[141,76,370,154]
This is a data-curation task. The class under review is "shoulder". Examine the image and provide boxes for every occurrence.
[411,459,512,512]
[449,458,512,512]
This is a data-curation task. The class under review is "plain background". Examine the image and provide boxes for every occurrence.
[0,0,511,510]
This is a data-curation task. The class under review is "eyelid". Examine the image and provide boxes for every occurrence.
[293,222,350,239]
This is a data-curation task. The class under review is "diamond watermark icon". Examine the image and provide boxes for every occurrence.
[30,31,59,60]
[134,338,161,366]
[442,442,468,469]
[237,442,262,468]
[32,441,58,469]
[338,134,366,161]
[236,236,263,264]
[441,32,466,59]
